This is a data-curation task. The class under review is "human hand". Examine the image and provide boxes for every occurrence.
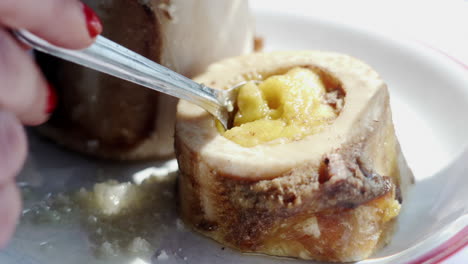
[0,0,102,247]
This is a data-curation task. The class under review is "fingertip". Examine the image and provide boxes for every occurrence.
[81,2,102,39]
[45,83,57,115]
[14,76,52,126]
[25,82,58,125]
[59,0,102,49]
[24,0,103,50]
[0,183,21,248]
[0,30,56,126]
[0,111,28,181]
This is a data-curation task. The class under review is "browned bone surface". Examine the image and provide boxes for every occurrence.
[36,0,253,160]
[37,0,162,158]
[175,51,413,262]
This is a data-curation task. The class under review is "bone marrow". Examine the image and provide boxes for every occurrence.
[175,51,413,262]
[220,67,344,147]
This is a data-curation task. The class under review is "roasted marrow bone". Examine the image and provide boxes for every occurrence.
[175,51,413,262]
[36,0,253,160]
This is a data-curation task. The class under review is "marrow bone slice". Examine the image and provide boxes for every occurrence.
[175,51,413,262]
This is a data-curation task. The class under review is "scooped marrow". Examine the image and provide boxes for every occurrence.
[175,51,413,262]
[222,67,342,147]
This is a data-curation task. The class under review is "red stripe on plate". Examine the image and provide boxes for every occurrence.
[405,226,468,264]
[418,42,468,70]
[403,43,468,264]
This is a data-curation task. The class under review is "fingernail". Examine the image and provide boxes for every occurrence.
[46,84,57,114]
[82,3,102,38]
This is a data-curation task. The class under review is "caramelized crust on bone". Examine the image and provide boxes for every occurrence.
[176,126,399,261]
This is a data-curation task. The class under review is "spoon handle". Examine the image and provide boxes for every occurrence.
[14,29,223,117]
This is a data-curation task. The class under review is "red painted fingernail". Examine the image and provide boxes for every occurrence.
[82,3,102,38]
[46,84,57,114]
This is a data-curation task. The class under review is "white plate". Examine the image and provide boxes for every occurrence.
[2,8,468,264]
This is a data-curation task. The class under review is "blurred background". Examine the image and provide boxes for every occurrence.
[251,0,468,65]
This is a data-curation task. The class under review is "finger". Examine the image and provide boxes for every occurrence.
[0,182,21,248]
[0,0,102,50]
[0,30,55,125]
[7,32,31,51]
[0,111,27,186]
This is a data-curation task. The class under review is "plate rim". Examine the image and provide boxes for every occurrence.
[253,9,468,263]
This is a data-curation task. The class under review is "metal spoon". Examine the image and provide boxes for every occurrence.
[14,29,246,129]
